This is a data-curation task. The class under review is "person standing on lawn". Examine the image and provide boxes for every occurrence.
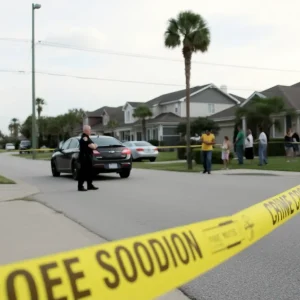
[221,136,231,169]
[257,126,268,166]
[244,129,254,163]
[235,125,245,165]
[292,129,299,157]
[200,129,215,174]
[284,128,294,162]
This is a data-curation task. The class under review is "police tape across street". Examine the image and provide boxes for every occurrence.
[0,185,300,300]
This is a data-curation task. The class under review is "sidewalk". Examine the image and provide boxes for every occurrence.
[0,178,188,299]
[0,179,39,202]
[0,200,188,300]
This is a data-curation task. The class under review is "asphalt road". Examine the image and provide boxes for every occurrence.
[1,153,300,300]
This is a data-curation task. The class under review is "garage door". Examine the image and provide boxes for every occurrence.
[215,125,234,144]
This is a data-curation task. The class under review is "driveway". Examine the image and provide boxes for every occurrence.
[1,153,300,300]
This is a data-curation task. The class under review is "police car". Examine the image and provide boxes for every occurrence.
[51,135,132,180]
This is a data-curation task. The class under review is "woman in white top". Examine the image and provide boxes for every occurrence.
[244,129,254,162]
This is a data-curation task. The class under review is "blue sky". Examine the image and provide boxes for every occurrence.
[1,0,300,134]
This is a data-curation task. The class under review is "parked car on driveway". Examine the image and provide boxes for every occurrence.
[123,141,159,162]
[19,140,31,154]
[5,143,15,151]
[51,135,132,180]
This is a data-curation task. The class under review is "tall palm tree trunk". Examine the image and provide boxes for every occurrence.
[184,48,193,169]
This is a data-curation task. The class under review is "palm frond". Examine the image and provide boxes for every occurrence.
[165,11,210,53]
[164,30,181,48]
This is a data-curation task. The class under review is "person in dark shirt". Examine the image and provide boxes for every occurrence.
[77,125,99,191]
[292,130,299,156]
[284,129,294,162]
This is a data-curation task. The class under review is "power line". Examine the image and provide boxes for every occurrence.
[38,40,300,73]
[0,68,259,91]
[0,38,29,43]
[1,37,300,74]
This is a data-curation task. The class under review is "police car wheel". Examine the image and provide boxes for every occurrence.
[119,170,131,178]
[51,161,60,177]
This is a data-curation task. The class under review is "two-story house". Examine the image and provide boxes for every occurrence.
[117,83,240,144]
[210,82,300,143]
[81,83,241,145]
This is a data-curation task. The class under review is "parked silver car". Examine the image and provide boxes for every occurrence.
[123,141,159,162]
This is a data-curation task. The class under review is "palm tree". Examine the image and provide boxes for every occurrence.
[132,106,153,140]
[107,120,119,137]
[36,98,46,119]
[164,11,210,169]
[9,118,20,138]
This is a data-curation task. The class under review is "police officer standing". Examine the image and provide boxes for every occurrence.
[78,125,99,191]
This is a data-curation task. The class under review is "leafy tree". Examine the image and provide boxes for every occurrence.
[164,11,210,169]
[107,120,119,137]
[235,96,295,136]
[20,108,85,148]
[177,117,220,137]
[132,106,153,140]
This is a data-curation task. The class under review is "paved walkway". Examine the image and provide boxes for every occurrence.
[0,158,188,300]
[0,179,39,202]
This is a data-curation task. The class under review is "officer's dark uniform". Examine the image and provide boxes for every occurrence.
[77,133,98,191]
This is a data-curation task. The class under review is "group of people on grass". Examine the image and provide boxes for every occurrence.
[199,126,269,174]
[200,126,300,173]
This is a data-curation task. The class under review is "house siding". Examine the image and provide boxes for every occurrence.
[160,103,181,116]
[124,105,138,124]
[181,103,235,117]
[190,88,237,104]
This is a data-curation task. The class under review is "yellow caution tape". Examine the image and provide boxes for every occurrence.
[0,186,299,299]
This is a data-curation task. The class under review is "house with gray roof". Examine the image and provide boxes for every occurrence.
[82,83,241,145]
[210,82,300,143]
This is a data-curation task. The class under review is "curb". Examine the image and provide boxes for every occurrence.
[0,179,40,202]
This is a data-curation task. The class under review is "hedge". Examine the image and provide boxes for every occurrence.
[193,149,234,165]
[177,140,200,159]
[253,139,286,157]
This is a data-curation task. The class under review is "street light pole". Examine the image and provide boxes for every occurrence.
[31,3,41,159]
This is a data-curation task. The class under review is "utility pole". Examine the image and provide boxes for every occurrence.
[31,3,41,159]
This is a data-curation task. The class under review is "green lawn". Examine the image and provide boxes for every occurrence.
[12,152,53,160]
[0,175,15,184]
[133,157,300,172]
[156,151,177,161]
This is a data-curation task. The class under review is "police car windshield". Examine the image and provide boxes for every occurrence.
[90,137,123,147]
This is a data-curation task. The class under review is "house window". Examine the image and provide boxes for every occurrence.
[208,103,215,114]
[126,110,130,122]
[175,104,178,113]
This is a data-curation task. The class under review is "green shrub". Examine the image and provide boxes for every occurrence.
[253,139,285,157]
[148,139,159,146]
[176,140,200,159]
[193,149,234,165]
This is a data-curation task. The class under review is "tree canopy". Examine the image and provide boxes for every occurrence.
[164,11,210,54]
[177,117,220,136]
[20,108,85,148]
[133,106,153,140]
[235,96,295,134]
